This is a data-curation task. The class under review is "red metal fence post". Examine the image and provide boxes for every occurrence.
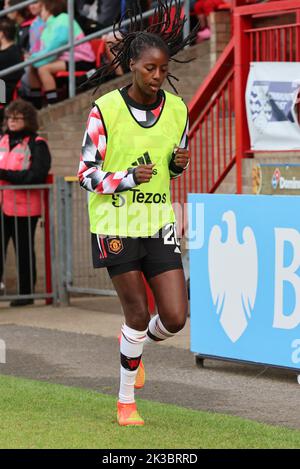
[296,9,300,61]
[234,9,251,194]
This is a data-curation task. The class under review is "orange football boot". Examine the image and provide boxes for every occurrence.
[134,359,145,389]
[117,401,144,426]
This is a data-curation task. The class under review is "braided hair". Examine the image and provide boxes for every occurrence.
[85,0,199,94]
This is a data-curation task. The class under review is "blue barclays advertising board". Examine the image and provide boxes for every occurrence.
[188,194,300,370]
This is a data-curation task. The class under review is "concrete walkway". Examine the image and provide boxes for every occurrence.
[0,296,299,430]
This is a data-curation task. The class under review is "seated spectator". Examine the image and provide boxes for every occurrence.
[28,0,96,106]
[76,0,151,35]
[76,0,123,32]
[4,0,34,53]
[96,0,121,28]
[28,1,45,55]
[0,99,51,306]
[19,1,45,102]
[75,0,101,35]
[101,0,150,77]
[193,0,230,41]
[0,17,23,123]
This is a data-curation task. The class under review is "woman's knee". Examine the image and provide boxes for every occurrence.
[122,298,150,330]
[126,312,150,331]
[37,65,47,76]
[161,310,187,334]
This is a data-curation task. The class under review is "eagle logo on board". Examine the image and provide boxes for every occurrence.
[208,211,258,343]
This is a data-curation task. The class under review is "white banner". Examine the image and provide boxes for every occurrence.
[246,62,300,150]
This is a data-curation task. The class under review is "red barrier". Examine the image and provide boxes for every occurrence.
[44,174,54,305]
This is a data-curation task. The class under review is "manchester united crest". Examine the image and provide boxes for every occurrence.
[107,238,124,255]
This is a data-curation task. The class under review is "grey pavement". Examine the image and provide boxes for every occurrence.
[0,296,299,429]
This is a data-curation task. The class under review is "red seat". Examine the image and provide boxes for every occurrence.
[55,70,87,78]
[55,68,87,78]
[90,38,106,68]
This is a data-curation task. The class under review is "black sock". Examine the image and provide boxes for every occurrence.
[45,89,58,105]
[29,88,43,110]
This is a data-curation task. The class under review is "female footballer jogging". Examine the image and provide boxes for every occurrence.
[78,0,198,426]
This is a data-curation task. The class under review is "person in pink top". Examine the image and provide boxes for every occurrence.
[0,99,51,306]
[28,1,45,55]
[28,0,96,107]
[18,2,45,106]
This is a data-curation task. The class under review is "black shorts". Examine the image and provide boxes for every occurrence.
[91,223,183,280]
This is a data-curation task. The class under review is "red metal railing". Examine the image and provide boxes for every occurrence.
[171,38,235,204]
[247,23,300,62]
[181,0,300,197]
[234,0,300,192]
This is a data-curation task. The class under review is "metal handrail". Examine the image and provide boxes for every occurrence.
[0,184,53,190]
[0,0,191,98]
[0,0,36,18]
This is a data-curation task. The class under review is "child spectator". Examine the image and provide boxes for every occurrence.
[28,0,96,106]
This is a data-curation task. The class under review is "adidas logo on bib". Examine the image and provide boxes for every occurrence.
[131,152,157,175]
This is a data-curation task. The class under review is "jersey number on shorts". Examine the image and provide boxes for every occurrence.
[164,224,180,247]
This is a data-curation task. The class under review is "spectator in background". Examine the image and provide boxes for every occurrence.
[101,0,150,77]
[0,99,51,306]
[28,1,45,55]
[75,0,101,35]
[96,0,121,28]
[76,1,150,36]
[28,0,96,107]
[4,0,34,53]
[19,1,45,103]
[193,0,230,41]
[0,17,23,123]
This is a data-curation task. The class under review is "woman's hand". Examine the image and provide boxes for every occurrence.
[173,147,190,169]
[134,164,155,184]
